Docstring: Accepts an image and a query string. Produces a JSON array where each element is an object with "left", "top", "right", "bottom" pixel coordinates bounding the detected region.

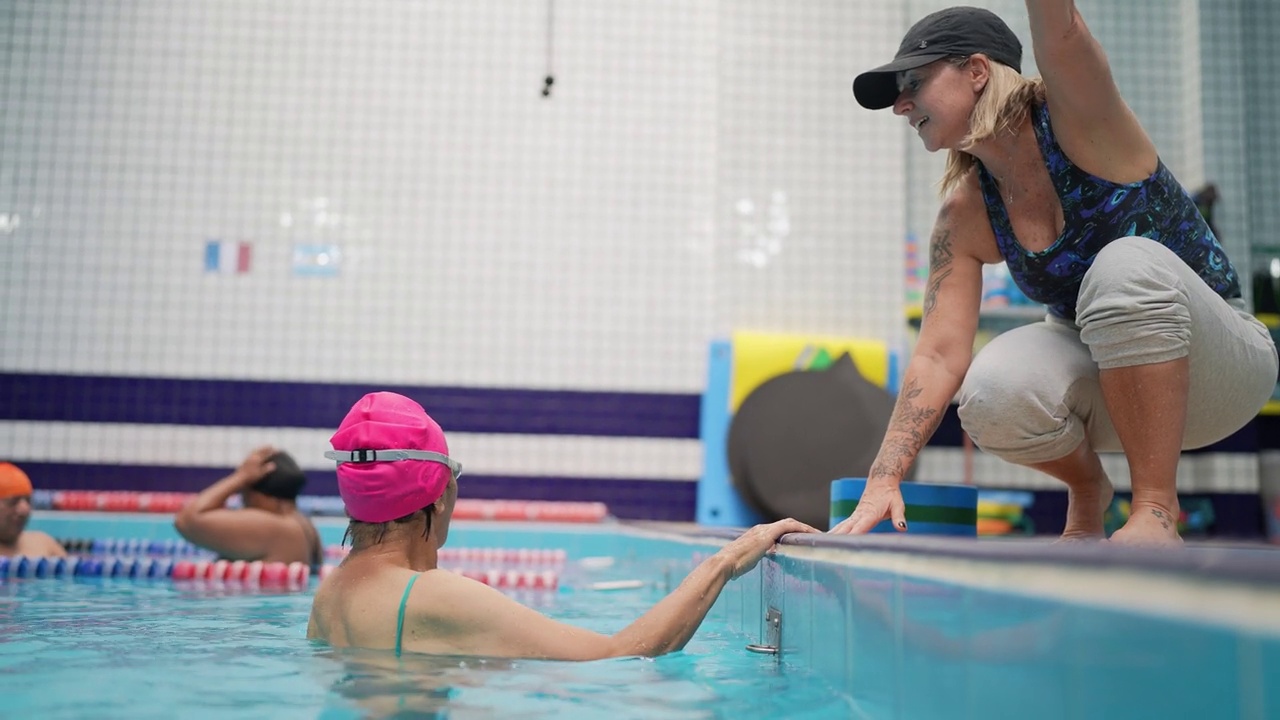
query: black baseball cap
[{"left": 853, "top": 6, "right": 1023, "bottom": 110}]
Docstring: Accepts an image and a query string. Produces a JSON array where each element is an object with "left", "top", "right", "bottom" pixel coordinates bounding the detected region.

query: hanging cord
[{"left": 542, "top": 0, "right": 555, "bottom": 97}]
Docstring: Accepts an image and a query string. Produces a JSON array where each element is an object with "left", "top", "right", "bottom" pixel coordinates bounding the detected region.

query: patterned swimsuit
[{"left": 975, "top": 102, "right": 1240, "bottom": 321}]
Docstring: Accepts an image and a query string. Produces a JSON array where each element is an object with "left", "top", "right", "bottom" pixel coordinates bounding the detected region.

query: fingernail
[{"left": 897, "top": 521, "right": 907, "bottom": 530}]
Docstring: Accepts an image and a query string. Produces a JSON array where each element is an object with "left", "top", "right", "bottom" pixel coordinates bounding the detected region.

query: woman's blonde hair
[{"left": 938, "top": 55, "right": 1045, "bottom": 196}]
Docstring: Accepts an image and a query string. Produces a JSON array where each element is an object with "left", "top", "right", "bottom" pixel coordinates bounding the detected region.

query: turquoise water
[
  {"left": 0, "top": 563, "right": 853, "bottom": 719},
  {"left": 13, "top": 515, "right": 1280, "bottom": 719}
]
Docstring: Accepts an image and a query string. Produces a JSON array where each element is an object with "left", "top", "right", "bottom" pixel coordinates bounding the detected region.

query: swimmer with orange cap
[
  {"left": 307, "top": 392, "right": 819, "bottom": 660},
  {"left": 0, "top": 463, "right": 67, "bottom": 558}
]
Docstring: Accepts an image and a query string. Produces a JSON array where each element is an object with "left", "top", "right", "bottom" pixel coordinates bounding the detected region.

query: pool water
[
  {"left": 12, "top": 515, "right": 1280, "bottom": 718},
  {"left": 0, "top": 565, "right": 854, "bottom": 719}
]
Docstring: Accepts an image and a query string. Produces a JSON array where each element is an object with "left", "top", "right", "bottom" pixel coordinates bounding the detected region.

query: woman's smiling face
[{"left": 892, "top": 58, "right": 983, "bottom": 152}]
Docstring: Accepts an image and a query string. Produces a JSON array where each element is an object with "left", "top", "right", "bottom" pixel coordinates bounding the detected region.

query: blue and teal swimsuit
[{"left": 975, "top": 101, "right": 1240, "bottom": 321}]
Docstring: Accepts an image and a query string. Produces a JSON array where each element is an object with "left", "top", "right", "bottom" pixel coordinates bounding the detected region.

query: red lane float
[
  {"left": 451, "top": 500, "right": 607, "bottom": 523},
  {"left": 170, "top": 559, "right": 310, "bottom": 586},
  {"left": 49, "top": 492, "right": 608, "bottom": 522},
  {"left": 457, "top": 568, "right": 560, "bottom": 590},
  {"left": 52, "top": 491, "right": 191, "bottom": 513}
]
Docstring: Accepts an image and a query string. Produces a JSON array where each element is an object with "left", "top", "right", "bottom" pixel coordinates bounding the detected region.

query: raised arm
[
  {"left": 1025, "top": 1, "right": 1115, "bottom": 111},
  {"left": 831, "top": 188, "right": 985, "bottom": 534},
  {"left": 174, "top": 446, "right": 281, "bottom": 559},
  {"left": 1025, "top": 0, "right": 1156, "bottom": 177},
  {"left": 416, "top": 519, "right": 818, "bottom": 660}
]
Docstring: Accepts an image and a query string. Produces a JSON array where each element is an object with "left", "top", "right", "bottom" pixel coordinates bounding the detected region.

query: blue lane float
[
  {"left": 0, "top": 556, "right": 178, "bottom": 579},
  {"left": 829, "top": 478, "right": 978, "bottom": 536},
  {"left": 295, "top": 495, "right": 348, "bottom": 517},
  {"left": 31, "top": 489, "right": 54, "bottom": 510},
  {"left": 54, "top": 538, "right": 213, "bottom": 557}
]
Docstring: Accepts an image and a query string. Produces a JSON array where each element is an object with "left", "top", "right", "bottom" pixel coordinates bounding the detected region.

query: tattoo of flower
[{"left": 869, "top": 378, "right": 941, "bottom": 480}]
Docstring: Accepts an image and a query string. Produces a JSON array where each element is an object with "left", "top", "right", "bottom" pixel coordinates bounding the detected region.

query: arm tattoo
[
  {"left": 869, "top": 378, "right": 943, "bottom": 480},
  {"left": 922, "top": 227, "right": 954, "bottom": 320}
]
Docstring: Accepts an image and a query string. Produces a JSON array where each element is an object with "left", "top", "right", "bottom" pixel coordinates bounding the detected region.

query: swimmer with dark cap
[
  {"left": 175, "top": 447, "right": 323, "bottom": 568},
  {"left": 307, "top": 392, "right": 819, "bottom": 660},
  {"left": 0, "top": 462, "right": 67, "bottom": 558}
]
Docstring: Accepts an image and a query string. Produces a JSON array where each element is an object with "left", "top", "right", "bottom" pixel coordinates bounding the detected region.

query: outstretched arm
[
  {"left": 831, "top": 188, "right": 985, "bottom": 534},
  {"left": 416, "top": 519, "right": 819, "bottom": 660},
  {"left": 881, "top": 198, "right": 984, "bottom": 478}
]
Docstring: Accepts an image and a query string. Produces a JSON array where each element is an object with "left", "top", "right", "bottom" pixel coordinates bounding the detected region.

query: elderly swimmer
[{"left": 307, "top": 392, "right": 818, "bottom": 660}]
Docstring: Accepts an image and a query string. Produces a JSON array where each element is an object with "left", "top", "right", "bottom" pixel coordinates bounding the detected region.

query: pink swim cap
[{"left": 328, "top": 392, "right": 455, "bottom": 523}]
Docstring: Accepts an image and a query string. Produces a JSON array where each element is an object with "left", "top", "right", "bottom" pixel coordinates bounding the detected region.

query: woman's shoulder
[
  {"left": 941, "top": 168, "right": 987, "bottom": 220},
  {"left": 935, "top": 168, "right": 1003, "bottom": 262},
  {"left": 1038, "top": 88, "right": 1158, "bottom": 182}
]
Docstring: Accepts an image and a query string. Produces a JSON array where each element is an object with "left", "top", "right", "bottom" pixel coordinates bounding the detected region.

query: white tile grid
[
  {"left": 1242, "top": 1, "right": 1280, "bottom": 260},
  {"left": 1179, "top": 0, "right": 1206, "bottom": 192},
  {"left": 0, "top": 1, "right": 1272, "bottom": 495},
  {"left": 1198, "top": 0, "right": 1251, "bottom": 295},
  {"left": 715, "top": 0, "right": 907, "bottom": 349},
  {"left": 2, "top": 0, "right": 716, "bottom": 392},
  {"left": 916, "top": 446, "right": 1261, "bottom": 493},
  {"left": 0, "top": 421, "right": 702, "bottom": 482}
]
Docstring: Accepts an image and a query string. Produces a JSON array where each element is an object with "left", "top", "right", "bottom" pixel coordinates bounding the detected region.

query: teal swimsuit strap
[{"left": 395, "top": 573, "right": 421, "bottom": 657}]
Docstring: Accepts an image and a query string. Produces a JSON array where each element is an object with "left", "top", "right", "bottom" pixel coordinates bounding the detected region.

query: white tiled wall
[
  {"left": 1242, "top": 0, "right": 1280, "bottom": 262},
  {"left": 1, "top": 1, "right": 1273, "bottom": 496},
  {"left": 715, "top": 0, "right": 905, "bottom": 343},
  {"left": 0, "top": 0, "right": 901, "bottom": 393}
]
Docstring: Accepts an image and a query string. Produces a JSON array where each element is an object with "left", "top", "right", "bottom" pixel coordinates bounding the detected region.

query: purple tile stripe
[
  {"left": 3, "top": 371, "right": 1273, "bottom": 449},
  {"left": 0, "top": 373, "right": 701, "bottom": 439}
]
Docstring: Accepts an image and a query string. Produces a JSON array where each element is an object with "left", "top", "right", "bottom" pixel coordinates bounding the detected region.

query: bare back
[
  {"left": 308, "top": 553, "right": 627, "bottom": 660},
  {"left": 232, "top": 510, "right": 320, "bottom": 565},
  {"left": 307, "top": 558, "right": 434, "bottom": 652},
  {"left": 276, "top": 511, "right": 322, "bottom": 567},
  {"left": 308, "top": 519, "right": 810, "bottom": 660}
]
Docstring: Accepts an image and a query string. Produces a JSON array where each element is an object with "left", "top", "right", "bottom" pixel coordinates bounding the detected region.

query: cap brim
[{"left": 852, "top": 53, "right": 948, "bottom": 110}]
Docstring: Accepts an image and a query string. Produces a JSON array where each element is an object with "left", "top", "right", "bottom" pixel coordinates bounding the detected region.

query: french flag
[{"left": 204, "top": 239, "right": 252, "bottom": 274}]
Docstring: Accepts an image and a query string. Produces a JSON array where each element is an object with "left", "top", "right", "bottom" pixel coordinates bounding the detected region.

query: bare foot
[
  {"left": 1107, "top": 503, "right": 1183, "bottom": 547},
  {"left": 1056, "top": 473, "right": 1114, "bottom": 543}
]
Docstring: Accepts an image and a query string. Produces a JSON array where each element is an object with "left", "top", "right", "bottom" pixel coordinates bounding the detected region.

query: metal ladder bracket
[{"left": 745, "top": 605, "right": 782, "bottom": 657}]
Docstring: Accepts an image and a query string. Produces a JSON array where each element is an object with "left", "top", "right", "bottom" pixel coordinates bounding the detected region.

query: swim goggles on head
[{"left": 324, "top": 449, "right": 462, "bottom": 482}]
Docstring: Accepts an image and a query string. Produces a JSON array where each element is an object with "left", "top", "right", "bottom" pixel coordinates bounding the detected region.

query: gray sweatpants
[{"left": 957, "top": 236, "right": 1278, "bottom": 464}]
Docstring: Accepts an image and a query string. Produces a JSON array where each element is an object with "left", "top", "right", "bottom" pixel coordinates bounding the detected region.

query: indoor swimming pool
[
  {"left": 3, "top": 513, "right": 1279, "bottom": 719},
  {"left": 0, "top": 570, "right": 854, "bottom": 719}
]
